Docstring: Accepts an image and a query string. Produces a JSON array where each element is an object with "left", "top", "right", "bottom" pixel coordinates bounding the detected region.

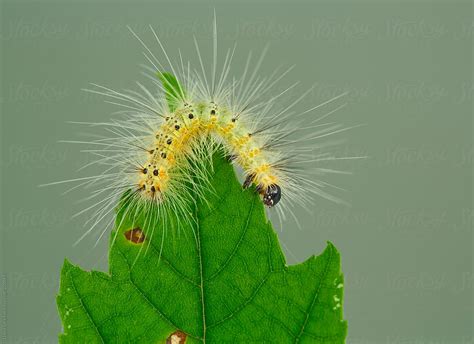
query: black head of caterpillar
[
  {"left": 262, "top": 184, "right": 282, "bottom": 207},
  {"left": 244, "top": 174, "right": 281, "bottom": 207}
]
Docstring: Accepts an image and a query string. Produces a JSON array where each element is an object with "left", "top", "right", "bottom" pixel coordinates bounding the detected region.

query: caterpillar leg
[{"left": 243, "top": 173, "right": 256, "bottom": 189}]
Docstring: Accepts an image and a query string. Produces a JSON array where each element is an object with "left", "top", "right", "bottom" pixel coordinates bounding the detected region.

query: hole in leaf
[
  {"left": 124, "top": 228, "right": 145, "bottom": 244},
  {"left": 166, "top": 330, "right": 187, "bottom": 344}
]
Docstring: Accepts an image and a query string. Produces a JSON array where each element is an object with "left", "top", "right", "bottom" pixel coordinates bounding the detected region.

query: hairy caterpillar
[{"left": 44, "top": 17, "right": 363, "bottom": 243}]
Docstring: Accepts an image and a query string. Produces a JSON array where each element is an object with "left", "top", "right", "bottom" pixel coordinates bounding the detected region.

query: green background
[{"left": 1, "top": 0, "right": 472, "bottom": 343}]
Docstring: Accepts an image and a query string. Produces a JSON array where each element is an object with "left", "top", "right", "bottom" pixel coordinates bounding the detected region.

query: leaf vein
[
  {"left": 127, "top": 274, "right": 202, "bottom": 341},
  {"left": 205, "top": 196, "right": 256, "bottom": 281},
  {"left": 147, "top": 238, "right": 200, "bottom": 287},
  {"left": 67, "top": 270, "right": 106, "bottom": 343},
  {"left": 207, "top": 271, "right": 272, "bottom": 329},
  {"left": 294, "top": 246, "right": 334, "bottom": 343}
]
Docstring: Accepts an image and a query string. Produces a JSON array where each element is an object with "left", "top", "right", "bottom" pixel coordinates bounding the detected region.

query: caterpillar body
[
  {"left": 46, "top": 19, "right": 362, "bottom": 243},
  {"left": 140, "top": 97, "right": 282, "bottom": 207}
]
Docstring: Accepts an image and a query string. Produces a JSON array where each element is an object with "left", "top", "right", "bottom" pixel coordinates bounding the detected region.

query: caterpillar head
[{"left": 262, "top": 184, "right": 281, "bottom": 207}]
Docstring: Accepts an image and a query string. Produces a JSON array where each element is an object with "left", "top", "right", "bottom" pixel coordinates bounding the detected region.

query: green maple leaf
[
  {"left": 57, "top": 72, "right": 347, "bottom": 343},
  {"left": 57, "top": 154, "right": 347, "bottom": 343}
]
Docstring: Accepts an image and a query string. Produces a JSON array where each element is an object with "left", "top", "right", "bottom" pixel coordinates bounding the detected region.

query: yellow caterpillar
[
  {"left": 139, "top": 99, "right": 281, "bottom": 206},
  {"left": 43, "top": 19, "right": 362, "bottom": 242}
]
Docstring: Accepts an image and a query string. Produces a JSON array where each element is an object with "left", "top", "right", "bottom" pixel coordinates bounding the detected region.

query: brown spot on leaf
[
  {"left": 166, "top": 330, "right": 187, "bottom": 344},
  {"left": 124, "top": 228, "right": 145, "bottom": 244}
]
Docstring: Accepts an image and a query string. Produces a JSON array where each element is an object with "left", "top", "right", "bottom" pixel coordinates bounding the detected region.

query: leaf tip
[
  {"left": 325, "top": 241, "right": 340, "bottom": 256},
  {"left": 61, "top": 258, "right": 75, "bottom": 273}
]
